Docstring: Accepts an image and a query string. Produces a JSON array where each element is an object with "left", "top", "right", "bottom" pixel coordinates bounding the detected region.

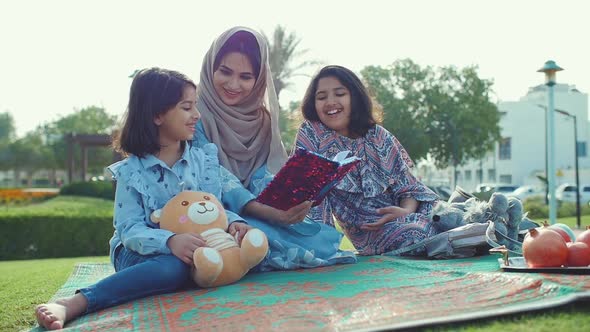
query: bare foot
[{"left": 35, "top": 293, "right": 88, "bottom": 330}]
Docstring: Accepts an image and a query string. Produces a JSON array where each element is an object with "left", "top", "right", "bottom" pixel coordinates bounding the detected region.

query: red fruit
[
  {"left": 548, "top": 226, "right": 572, "bottom": 243},
  {"left": 577, "top": 226, "right": 590, "bottom": 247},
  {"left": 542, "top": 221, "right": 575, "bottom": 242},
  {"left": 566, "top": 242, "right": 590, "bottom": 267},
  {"left": 522, "top": 228, "right": 568, "bottom": 268}
]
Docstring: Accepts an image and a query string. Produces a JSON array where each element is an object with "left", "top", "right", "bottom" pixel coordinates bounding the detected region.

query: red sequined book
[{"left": 256, "top": 148, "right": 360, "bottom": 211}]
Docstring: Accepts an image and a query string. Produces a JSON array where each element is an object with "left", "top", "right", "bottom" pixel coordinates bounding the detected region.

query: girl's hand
[
  {"left": 276, "top": 201, "right": 312, "bottom": 225},
  {"left": 228, "top": 222, "right": 252, "bottom": 245},
  {"left": 167, "top": 233, "right": 207, "bottom": 265},
  {"left": 360, "top": 206, "right": 412, "bottom": 231}
]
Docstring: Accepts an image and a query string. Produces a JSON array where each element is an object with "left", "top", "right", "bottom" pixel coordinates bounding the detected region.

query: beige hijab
[{"left": 197, "top": 26, "right": 287, "bottom": 187}]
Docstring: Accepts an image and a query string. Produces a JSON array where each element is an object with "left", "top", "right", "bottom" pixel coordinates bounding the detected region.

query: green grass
[
  {"left": 0, "top": 257, "right": 109, "bottom": 332},
  {"left": 553, "top": 215, "right": 590, "bottom": 232}
]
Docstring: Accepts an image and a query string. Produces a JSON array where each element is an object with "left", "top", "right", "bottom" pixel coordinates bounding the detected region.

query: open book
[{"left": 256, "top": 147, "right": 360, "bottom": 211}]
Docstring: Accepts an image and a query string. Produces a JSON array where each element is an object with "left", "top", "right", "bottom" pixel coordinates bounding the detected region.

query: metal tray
[
  {"left": 489, "top": 246, "right": 590, "bottom": 274},
  {"left": 498, "top": 257, "right": 590, "bottom": 274}
]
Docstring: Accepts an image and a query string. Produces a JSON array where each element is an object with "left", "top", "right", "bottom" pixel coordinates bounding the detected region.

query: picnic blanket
[{"left": 31, "top": 255, "right": 590, "bottom": 331}]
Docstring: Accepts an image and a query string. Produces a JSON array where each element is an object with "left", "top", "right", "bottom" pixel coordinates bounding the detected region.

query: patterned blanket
[{"left": 31, "top": 255, "right": 590, "bottom": 331}]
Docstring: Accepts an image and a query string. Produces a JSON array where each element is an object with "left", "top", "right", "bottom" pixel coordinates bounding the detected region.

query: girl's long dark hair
[
  {"left": 301, "top": 65, "right": 376, "bottom": 137},
  {"left": 113, "top": 67, "right": 196, "bottom": 157}
]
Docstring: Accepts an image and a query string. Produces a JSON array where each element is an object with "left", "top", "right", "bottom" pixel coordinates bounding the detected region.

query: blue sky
[{"left": 1, "top": 0, "right": 588, "bottom": 136}]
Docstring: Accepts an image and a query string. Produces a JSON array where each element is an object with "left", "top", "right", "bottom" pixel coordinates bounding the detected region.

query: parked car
[
  {"left": 506, "top": 185, "right": 544, "bottom": 201},
  {"left": 473, "top": 183, "right": 520, "bottom": 201},
  {"left": 473, "top": 183, "right": 496, "bottom": 194},
  {"left": 494, "top": 184, "right": 520, "bottom": 194},
  {"left": 427, "top": 185, "right": 452, "bottom": 201},
  {"left": 552, "top": 183, "right": 590, "bottom": 203},
  {"left": 474, "top": 183, "right": 519, "bottom": 195}
]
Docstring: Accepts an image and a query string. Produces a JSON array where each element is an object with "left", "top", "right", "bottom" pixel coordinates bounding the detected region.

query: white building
[{"left": 449, "top": 83, "right": 589, "bottom": 192}]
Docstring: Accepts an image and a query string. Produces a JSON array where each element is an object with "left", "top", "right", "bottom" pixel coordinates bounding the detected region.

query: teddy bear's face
[{"left": 151, "top": 191, "right": 228, "bottom": 234}]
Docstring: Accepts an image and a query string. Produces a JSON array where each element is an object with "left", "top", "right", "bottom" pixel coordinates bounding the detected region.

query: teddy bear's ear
[{"left": 150, "top": 209, "right": 162, "bottom": 224}]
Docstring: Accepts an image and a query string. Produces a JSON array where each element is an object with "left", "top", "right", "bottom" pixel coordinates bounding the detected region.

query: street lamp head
[{"left": 537, "top": 60, "right": 564, "bottom": 86}]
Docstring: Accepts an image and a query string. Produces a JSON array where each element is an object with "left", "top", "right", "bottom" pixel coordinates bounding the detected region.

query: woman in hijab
[{"left": 193, "top": 26, "right": 356, "bottom": 271}]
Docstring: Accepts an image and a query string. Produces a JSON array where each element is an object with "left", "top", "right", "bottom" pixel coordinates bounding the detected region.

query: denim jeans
[{"left": 77, "top": 246, "right": 193, "bottom": 313}]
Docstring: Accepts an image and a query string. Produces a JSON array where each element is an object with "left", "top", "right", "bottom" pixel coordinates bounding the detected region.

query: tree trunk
[{"left": 13, "top": 169, "right": 21, "bottom": 187}]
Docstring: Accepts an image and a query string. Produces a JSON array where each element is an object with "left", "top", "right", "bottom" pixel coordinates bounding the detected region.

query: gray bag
[
  {"left": 383, "top": 220, "right": 527, "bottom": 259},
  {"left": 425, "top": 222, "right": 491, "bottom": 258},
  {"left": 384, "top": 222, "right": 492, "bottom": 259}
]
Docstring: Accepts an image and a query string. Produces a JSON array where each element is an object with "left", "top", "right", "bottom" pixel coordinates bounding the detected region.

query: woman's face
[
  {"left": 213, "top": 52, "right": 257, "bottom": 106},
  {"left": 314, "top": 76, "right": 352, "bottom": 137}
]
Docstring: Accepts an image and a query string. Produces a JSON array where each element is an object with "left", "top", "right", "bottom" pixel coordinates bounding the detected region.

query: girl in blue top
[
  {"left": 35, "top": 67, "right": 311, "bottom": 330},
  {"left": 194, "top": 27, "right": 357, "bottom": 270}
]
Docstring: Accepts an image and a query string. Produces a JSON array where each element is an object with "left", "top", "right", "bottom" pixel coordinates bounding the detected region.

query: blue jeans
[{"left": 77, "top": 246, "right": 193, "bottom": 313}]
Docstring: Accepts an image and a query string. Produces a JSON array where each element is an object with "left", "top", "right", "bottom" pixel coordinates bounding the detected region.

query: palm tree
[{"left": 263, "top": 25, "right": 319, "bottom": 99}]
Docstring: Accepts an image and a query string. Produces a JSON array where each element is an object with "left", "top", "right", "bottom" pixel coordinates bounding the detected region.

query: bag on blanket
[{"left": 384, "top": 222, "right": 491, "bottom": 259}]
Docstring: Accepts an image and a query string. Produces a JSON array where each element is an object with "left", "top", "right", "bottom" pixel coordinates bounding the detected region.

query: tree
[
  {"left": 427, "top": 65, "right": 501, "bottom": 171},
  {"left": 0, "top": 112, "right": 16, "bottom": 173},
  {"left": 0, "top": 112, "right": 15, "bottom": 143},
  {"left": 361, "top": 59, "right": 501, "bottom": 175},
  {"left": 40, "top": 106, "right": 118, "bottom": 178},
  {"left": 263, "top": 25, "right": 318, "bottom": 99},
  {"left": 8, "top": 132, "right": 51, "bottom": 186},
  {"left": 279, "top": 101, "right": 303, "bottom": 154},
  {"left": 361, "top": 60, "right": 433, "bottom": 161}
]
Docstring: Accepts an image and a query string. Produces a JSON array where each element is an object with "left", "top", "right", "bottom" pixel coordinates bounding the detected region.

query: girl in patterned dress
[
  {"left": 295, "top": 65, "right": 441, "bottom": 256},
  {"left": 34, "top": 67, "right": 313, "bottom": 330},
  {"left": 193, "top": 27, "right": 356, "bottom": 270}
]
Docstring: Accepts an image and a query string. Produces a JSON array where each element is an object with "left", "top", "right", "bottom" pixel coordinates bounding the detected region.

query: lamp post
[
  {"left": 555, "top": 109, "right": 581, "bottom": 229},
  {"left": 537, "top": 60, "right": 563, "bottom": 225},
  {"left": 537, "top": 104, "right": 549, "bottom": 205},
  {"left": 536, "top": 104, "right": 549, "bottom": 205}
]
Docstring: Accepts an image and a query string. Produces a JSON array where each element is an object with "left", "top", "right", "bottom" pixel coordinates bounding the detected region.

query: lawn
[{"left": 2, "top": 198, "right": 590, "bottom": 331}]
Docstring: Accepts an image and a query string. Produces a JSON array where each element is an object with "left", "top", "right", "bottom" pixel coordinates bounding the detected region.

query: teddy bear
[
  {"left": 431, "top": 191, "right": 524, "bottom": 251},
  {"left": 150, "top": 191, "right": 269, "bottom": 288}
]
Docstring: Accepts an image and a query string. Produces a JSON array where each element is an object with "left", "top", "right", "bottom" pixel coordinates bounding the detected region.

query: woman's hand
[
  {"left": 275, "top": 201, "right": 313, "bottom": 225},
  {"left": 243, "top": 200, "right": 312, "bottom": 226},
  {"left": 167, "top": 233, "right": 207, "bottom": 265},
  {"left": 228, "top": 222, "right": 253, "bottom": 245}
]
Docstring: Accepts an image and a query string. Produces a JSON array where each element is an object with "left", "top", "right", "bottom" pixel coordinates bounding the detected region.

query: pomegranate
[
  {"left": 576, "top": 226, "right": 590, "bottom": 247},
  {"left": 542, "top": 221, "right": 575, "bottom": 243},
  {"left": 566, "top": 242, "right": 590, "bottom": 267},
  {"left": 522, "top": 228, "right": 568, "bottom": 268}
]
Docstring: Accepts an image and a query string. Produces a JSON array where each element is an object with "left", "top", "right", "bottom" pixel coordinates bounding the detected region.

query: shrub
[
  {"left": 523, "top": 196, "right": 590, "bottom": 219},
  {"left": 60, "top": 181, "right": 115, "bottom": 200},
  {"left": 0, "top": 196, "right": 114, "bottom": 260},
  {"left": 557, "top": 202, "right": 577, "bottom": 218},
  {"left": 0, "top": 215, "right": 113, "bottom": 260},
  {"left": 523, "top": 197, "right": 548, "bottom": 219}
]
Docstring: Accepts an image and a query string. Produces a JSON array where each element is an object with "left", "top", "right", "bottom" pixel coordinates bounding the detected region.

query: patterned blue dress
[
  {"left": 296, "top": 120, "right": 440, "bottom": 256},
  {"left": 193, "top": 122, "right": 357, "bottom": 270}
]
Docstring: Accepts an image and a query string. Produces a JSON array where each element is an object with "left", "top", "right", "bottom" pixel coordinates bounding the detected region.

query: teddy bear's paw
[
  {"left": 244, "top": 229, "right": 267, "bottom": 247},
  {"left": 193, "top": 247, "right": 223, "bottom": 287},
  {"left": 240, "top": 229, "right": 269, "bottom": 268}
]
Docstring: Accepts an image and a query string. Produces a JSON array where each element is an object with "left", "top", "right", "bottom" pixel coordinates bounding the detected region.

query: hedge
[
  {"left": 0, "top": 215, "right": 113, "bottom": 260},
  {"left": 60, "top": 181, "right": 115, "bottom": 200}
]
